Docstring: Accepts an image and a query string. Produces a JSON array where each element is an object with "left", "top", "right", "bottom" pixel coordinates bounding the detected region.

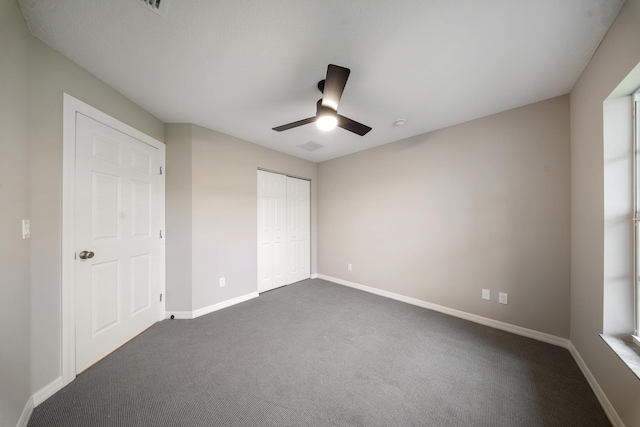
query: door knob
[{"left": 79, "top": 251, "right": 95, "bottom": 260}]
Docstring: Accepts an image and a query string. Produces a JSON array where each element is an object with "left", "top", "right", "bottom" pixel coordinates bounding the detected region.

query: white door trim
[{"left": 61, "top": 93, "right": 166, "bottom": 386}]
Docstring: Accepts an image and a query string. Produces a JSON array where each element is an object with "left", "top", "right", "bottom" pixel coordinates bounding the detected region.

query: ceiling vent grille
[
  {"left": 298, "top": 141, "right": 324, "bottom": 152},
  {"left": 137, "top": 0, "right": 169, "bottom": 16}
]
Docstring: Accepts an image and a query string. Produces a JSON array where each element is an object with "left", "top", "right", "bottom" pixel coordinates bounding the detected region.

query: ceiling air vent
[
  {"left": 137, "top": 0, "right": 169, "bottom": 16},
  {"left": 298, "top": 141, "right": 324, "bottom": 152}
]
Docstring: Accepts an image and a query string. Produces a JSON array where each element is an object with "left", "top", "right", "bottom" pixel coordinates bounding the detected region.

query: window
[
  {"left": 634, "top": 90, "right": 640, "bottom": 342},
  {"left": 601, "top": 81, "right": 640, "bottom": 379}
]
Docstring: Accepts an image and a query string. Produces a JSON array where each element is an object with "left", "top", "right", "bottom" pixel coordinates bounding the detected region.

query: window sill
[{"left": 600, "top": 334, "right": 640, "bottom": 380}]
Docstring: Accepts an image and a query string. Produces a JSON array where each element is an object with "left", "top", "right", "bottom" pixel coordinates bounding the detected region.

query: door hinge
[
  {"left": 159, "top": 230, "right": 163, "bottom": 239},
  {"left": 159, "top": 166, "right": 163, "bottom": 175},
  {"left": 159, "top": 293, "right": 163, "bottom": 302}
]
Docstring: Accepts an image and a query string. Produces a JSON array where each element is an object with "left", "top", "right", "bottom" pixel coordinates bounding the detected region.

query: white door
[
  {"left": 286, "top": 177, "right": 310, "bottom": 284},
  {"left": 74, "top": 113, "right": 162, "bottom": 373},
  {"left": 257, "top": 171, "right": 287, "bottom": 293},
  {"left": 257, "top": 171, "right": 310, "bottom": 293}
]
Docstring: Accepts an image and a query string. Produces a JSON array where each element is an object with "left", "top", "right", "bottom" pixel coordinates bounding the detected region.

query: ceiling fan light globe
[{"left": 317, "top": 114, "right": 338, "bottom": 131}]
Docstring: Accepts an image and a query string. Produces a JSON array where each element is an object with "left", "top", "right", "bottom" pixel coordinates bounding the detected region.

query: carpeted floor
[{"left": 28, "top": 279, "right": 611, "bottom": 426}]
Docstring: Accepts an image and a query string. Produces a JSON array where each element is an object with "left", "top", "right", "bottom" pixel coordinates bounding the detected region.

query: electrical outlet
[
  {"left": 348, "top": 263, "right": 352, "bottom": 271},
  {"left": 219, "top": 277, "right": 225, "bottom": 287},
  {"left": 22, "top": 219, "right": 30, "bottom": 239},
  {"left": 482, "top": 289, "right": 491, "bottom": 300},
  {"left": 498, "top": 292, "right": 508, "bottom": 304}
]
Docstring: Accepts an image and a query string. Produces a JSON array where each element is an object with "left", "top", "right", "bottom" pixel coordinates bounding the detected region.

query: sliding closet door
[
  {"left": 257, "top": 171, "right": 311, "bottom": 293},
  {"left": 257, "top": 170, "right": 287, "bottom": 293},
  {"left": 286, "top": 176, "right": 310, "bottom": 284}
]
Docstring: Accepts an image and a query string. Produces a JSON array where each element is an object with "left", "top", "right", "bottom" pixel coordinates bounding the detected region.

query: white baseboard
[
  {"left": 32, "top": 376, "right": 64, "bottom": 406},
  {"left": 165, "top": 291, "right": 259, "bottom": 320},
  {"left": 16, "top": 396, "right": 34, "bottom": 427},
  {"left": 568, "top": 342, "right": 625, "bottom": 427},
  {"left": 19, "top": 278, "right": 625, "bottom": 427},
  {"left": 17, "top": 376, "right": 65, "bottom": 427},
  {"left": 318, "top": 275, "right": 569, "bottom": 348},
  {"left": 311, "top": 273, "right": 318, "bottom": 279},
  {"left": 19, "top": 293, "right": 259, "bottom": 425},
  {"left": 317, "top": 274, "right": 625, "bottom": 426},
  {"left": 164, "top": 310, "right": 194, "bottom": 320}
]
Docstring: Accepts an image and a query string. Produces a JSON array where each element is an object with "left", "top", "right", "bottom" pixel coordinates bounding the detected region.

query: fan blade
[
  {"left": 337, "top": 115, "right": 372, "bottom": 136},
  {"left": 321, "top": 64, "right": 350, "bottom": 110},
  {"left": 272, "top": 117, "right": 316, "bottom": 132}
]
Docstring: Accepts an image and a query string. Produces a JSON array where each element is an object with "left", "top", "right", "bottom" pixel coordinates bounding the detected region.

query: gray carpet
[{"left": 28, "top": 279, "right": 611, "bottom": 426}]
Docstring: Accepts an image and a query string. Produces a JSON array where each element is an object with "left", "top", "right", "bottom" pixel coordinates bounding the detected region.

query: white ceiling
[{"left": 18, "top": 0, "right": 625, "bottom": 163}]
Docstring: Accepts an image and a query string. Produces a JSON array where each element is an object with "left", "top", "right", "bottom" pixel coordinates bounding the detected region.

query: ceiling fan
[{"left": 272, "top": 64, "right": 372, "bottom": 136}]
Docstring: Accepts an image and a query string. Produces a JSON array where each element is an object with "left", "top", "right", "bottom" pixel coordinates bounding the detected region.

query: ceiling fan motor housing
[{"left": 316, "top": 99, "right": 336, "bottom": 116}]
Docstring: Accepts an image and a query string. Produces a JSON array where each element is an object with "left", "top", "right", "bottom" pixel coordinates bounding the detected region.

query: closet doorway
[{"left": 257, "top": 170, "right": 310, "bottom": 293}]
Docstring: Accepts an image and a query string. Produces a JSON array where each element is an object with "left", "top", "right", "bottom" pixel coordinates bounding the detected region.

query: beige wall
[
  {"left": 0, "top": 21, "right": 163, "bottom": 416},
  {"left": 28, "top": 36, "right": 164, "bottom": 394},
  {"left": 570, "top": 0, "right": 640, "bottom": 425},
  {"left": 165, "top": 124, "right": 193, "bottom": 311},
  {"left": 318, "top": 96, "right": 571, "bottom": 338},
  {"left": 4, "top": 0, "right": 638, "bottom": 424},
  {"left": 0, "top": 1, "right": 31, "bottom": 425},
  {"left": 165, "top": 124, "right": 318, "bottom": 313}
]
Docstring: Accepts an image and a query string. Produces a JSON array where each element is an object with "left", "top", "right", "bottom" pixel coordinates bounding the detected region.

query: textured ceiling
[{"left": 18, "top": 0, "right": 625, "bottom": 162}]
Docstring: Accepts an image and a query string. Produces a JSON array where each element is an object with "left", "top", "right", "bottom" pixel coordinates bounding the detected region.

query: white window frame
[{"left": 633, "top": 89, "right": 640, "bottom": 343}]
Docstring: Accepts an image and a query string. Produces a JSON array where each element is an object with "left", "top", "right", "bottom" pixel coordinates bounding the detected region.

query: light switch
[{"left": 22, "top": 219, "right": 30, "bottom": 239}]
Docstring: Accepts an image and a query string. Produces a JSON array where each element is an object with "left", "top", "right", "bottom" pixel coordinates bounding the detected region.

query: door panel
[
  {"left": 257, "top": 171, "right": 287, "bottom": 293},
  {"left": 91, "top": 260, "right": 120, "bottom": 334},
  {"left": 286, "top": 177, "right": 310, "bottom": 284},
  {"left": 75, "top": 113, "right": 161, "bottom": 373},
  {"left": 131, "top": 253, "right": 151, "bottom": 314},
  {"left": 92, "top": 172, "right": 120, "bottom": 239},
  {"left": 131, "top": 180, "right": 152, "bottom": 236}
]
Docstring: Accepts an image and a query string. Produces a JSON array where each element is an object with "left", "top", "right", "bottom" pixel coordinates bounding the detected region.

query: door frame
[{"left": 61, "top": 93, "right": 166, "bottom": 385}]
